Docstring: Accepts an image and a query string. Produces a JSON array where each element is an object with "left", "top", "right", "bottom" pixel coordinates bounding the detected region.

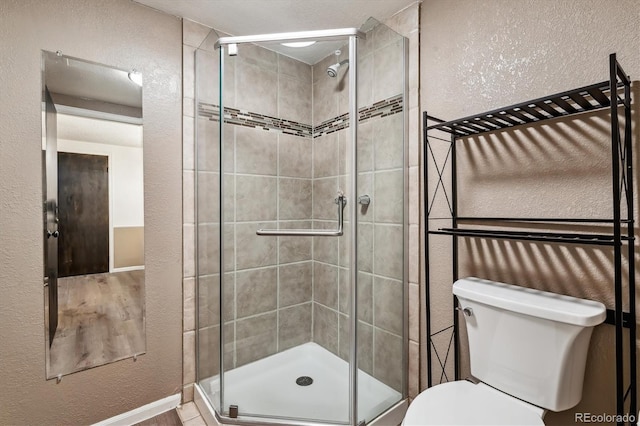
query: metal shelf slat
[
  {"left": 429, "top": 227, "right": 619, "bottom": 246},
  {"left": 426, "top": 80, "right": 614, "bottom": 136}
]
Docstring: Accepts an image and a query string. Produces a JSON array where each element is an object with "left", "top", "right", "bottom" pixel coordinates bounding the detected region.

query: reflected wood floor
[{"left": 48, "top": 270, "right": 145, "bottom": 377}]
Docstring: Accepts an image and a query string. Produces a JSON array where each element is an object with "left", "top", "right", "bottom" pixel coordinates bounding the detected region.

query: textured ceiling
[
  {"left": 133, "top": 0, "right": 416, "bottom": 63},
  {"left": 58, "top": 114, "right": 143, "bottom": 148},
  {"left": 45, "top": 52, "right": 142, "bottom": 108}
]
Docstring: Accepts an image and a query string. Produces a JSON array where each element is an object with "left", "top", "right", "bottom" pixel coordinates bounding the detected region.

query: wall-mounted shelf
[
  {"left": 426, "top": 80, "right": 625, "bottom": 137},
  {"left": 429, "top": 227, "right": 631, "bottom": 246},
  {"left": 423, "top": 53, "right": 635, "bottom": 425}
]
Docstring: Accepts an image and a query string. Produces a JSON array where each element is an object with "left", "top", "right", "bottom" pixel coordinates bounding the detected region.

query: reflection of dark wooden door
[{"left": 58, "top": 152, "right": 109, "bottom": 277}]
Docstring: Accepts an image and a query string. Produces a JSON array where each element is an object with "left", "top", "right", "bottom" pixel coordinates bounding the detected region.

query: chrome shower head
[{"left": 327, "top": 59, "right": 349, "bottom": 77}]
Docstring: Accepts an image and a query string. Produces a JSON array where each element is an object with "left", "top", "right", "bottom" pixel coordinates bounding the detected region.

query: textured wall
[
  {"left": 0, "top": 0, "right": 183, "bottom": 424},
  {"left": 422, "top": 0, "right": 640, "bottom": 120},
  {"left": 420, "top": 0, "right": 639, "bottom": 424}
]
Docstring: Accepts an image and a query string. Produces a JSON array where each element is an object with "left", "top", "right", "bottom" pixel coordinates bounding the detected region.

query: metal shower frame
[{"left": 423, "top": 53, "right": 635, "bottom": 425}]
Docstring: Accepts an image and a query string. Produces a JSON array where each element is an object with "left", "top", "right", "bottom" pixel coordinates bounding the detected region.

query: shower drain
[{"left": 296, "top": 376, "right": 313, "bottom": 386}]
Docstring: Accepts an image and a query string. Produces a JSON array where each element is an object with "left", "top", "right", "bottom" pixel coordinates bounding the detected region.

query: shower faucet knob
[{"left": 358, "top": 195, "right": 371, "bottom": 206}]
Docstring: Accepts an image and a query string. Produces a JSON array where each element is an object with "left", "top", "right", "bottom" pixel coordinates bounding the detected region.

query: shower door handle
[{"left": 256, "top": 195, "right": 346, "bottom": 237}]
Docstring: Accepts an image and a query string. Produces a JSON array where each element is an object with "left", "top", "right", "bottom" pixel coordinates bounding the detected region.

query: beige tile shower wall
[
  {"left": 384, "top": 2, "right": 424, "bottom": 398},
  {"left": 420, "top": 0, "right": 639, "bottom": 423},
  {"left": 183, "top": 19, "right": 207, "bottom": 404},
  {"left": 184, "top": 19, "right": 231, "bottom": 403},
  {"left": 184, "top": 3, "right": 422, "bottom": 402},
  {"left": 383, "top": 2, "right": 421, "bottom": 399},
  {"left": 224, "top": 48, "right": 314, "bottom": 370},
  {"left": 310, "top": 7, "right": 421, "bottom": 394},
  {"left": 311, "top": 53, "right": 351, "bottom": 364}
]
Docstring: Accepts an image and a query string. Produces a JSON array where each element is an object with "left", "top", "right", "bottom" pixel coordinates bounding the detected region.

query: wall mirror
[{"left": 42, "top": 51, "right": 145, "bottom": 379}]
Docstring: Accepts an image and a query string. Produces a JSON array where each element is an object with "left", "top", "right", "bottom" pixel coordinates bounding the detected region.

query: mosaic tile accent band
[
  {"left": 198, "top": 103, "right": 313, "bottom": 138},
  {"left": 198, "top": 94, "right": 402, "bottom": 139},
  {"left": 314, "top": 94, "right": 403, "bottom": 138}
]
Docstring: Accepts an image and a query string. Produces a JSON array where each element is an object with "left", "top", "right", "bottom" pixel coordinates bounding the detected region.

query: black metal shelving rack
[{"left": 423, "top": 54, "right": 635, "bottom": 424}]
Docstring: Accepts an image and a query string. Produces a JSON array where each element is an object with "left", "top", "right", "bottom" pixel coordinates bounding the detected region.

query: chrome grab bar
[{"left": 256, "top": 194, "right": 346, "bottom": 237}]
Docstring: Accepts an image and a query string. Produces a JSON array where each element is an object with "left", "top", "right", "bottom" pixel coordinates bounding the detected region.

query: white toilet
[{"left": 404, "top": 277, "right": 606, "bottom": 425}]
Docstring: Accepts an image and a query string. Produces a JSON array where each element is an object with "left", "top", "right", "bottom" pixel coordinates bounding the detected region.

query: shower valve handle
[{"left": 358, "top": 195, "right": 370, "bottom": 205}]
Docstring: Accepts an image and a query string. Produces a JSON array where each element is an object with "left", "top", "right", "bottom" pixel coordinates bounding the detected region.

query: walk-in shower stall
[{"left": 193, "top": 19, "right": 408, "bottom": 425}]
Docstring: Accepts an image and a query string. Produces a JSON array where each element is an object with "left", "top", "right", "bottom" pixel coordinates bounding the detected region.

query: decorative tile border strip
[
  {"left": 198, "top": 104, "right": 312, "bottom": 138},
  {"left": 313, "top": 112, "right": 349, "bottom": 138},
  {"left": 360, "top": 94, "right": 404, "bottom": 124},
  {"left": 314, "top": 94, "right": 403, "bottom": 138},
  {"left": 197, "top": 94, "right": 402, "bottom": 139}
]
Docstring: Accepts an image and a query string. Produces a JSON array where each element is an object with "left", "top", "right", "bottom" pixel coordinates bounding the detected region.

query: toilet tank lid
[{"left": 453, "top": 277, "right": 606, "bottom": 327}]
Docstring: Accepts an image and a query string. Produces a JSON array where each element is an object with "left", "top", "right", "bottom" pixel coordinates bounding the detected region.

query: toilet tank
[{"left": 453, "top": 277, "right": 606, "bottom": 412}]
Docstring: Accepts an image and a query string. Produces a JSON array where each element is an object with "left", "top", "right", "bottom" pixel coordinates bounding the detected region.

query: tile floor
[
  {"left": 136, "top": 403, "right": 206, "bottom": 426},
  {"left": 176, "top": 402, "right": 206, "bottom": 426}
]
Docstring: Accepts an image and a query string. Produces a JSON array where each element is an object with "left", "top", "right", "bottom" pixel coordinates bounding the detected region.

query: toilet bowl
[
  {"left": 403, "top": 381, "right": 544, "bottom": 425},
  {"left": 403, "top": 277, "right": 606, "bottom": 425}
]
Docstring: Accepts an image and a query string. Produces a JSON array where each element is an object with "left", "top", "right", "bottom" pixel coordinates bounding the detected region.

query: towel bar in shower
[{"left": 256, "top": 194, "right": 346, "bottom": 237}]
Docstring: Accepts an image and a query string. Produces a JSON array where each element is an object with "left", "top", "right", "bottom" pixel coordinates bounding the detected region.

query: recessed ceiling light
[{"left": 281, "top": 41, "right": 316, "bottom": 48}]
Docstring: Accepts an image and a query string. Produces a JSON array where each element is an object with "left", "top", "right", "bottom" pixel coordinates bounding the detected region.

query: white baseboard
[
  {"left": 112, "top": 265, "right": 145, "bottom": 273},
  {"left": 92, "top": 393, "right": 181, "bottom": 426}
]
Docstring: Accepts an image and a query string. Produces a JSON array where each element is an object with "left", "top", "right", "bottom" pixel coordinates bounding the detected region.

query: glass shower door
[
  {"left": 356, "top": 19, "right": 407, "bottom": 424},
  {"left": 196, "top": 24, "right": 407, "bottom": 425},
  {"left": 195, "top": 28, "right": 223, "bottom": 413},
  {"left": 215, "top": 34, "right": 355, "bottom": 424}
]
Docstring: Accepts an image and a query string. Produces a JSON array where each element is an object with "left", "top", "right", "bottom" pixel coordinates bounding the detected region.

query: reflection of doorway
[{"left": 57, "top": 152, "right": 109, "bottom": 277}]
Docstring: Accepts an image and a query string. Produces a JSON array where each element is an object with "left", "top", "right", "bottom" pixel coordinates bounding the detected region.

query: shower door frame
[{"left": 197, "top": 27, "right": 408, "bottom": 426}]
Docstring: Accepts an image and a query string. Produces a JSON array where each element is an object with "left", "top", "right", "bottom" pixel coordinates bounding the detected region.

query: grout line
[{"left": 233, "top": 301, "right": 314, "bottom": 323}]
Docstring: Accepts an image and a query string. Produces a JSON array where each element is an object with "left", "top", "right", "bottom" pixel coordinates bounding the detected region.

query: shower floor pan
[{"left": 199, "top": 342, "right": 402, "bottom": 424}]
